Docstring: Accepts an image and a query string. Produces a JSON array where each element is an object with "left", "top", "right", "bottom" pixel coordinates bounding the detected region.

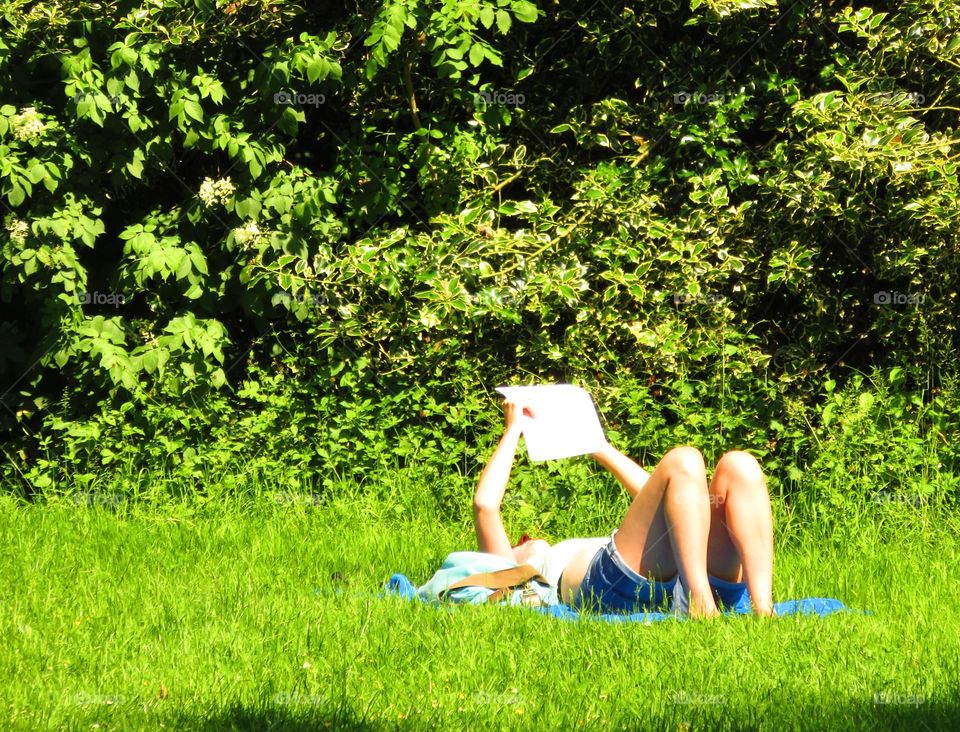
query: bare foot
[{"left": 687, "top": 592, "right": 721, "bottom": 619}]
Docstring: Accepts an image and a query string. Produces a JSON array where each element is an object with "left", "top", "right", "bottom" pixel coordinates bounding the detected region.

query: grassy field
[{"left": 2, "top": 489, "right": 959, "bottom": 731}]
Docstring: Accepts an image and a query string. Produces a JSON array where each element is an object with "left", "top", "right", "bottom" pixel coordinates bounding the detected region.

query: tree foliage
[{"left": 1, "top": 0, "right": 958, "bottom": 500}]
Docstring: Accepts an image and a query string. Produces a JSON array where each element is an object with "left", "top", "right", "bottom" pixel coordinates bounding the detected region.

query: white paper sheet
[{"left": 494, "top": 384, "right": 608, "bottom": 462}]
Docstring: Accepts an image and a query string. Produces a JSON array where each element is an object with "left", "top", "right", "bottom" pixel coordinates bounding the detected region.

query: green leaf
[
  {"left": 307, "top": 57, "right": 329, "bottom": 84},
  {"left": 470, "top": 43, "right": 484, "bottom": 66},
  {"left": 496, "top": 9, "right": 512, "bottom": 34},
  {"left": 459, "top": 205, "right": 482, "bottom": 224},
  {"left": 266, "top": 193, "right": 292, "bottom": 215},
  {"left": 822, "top": 402, "right": 835, "bottom": 427},
  {"left": 868, "top": 12, "right": 888, "bottom": 29},
  {"left": 142, "top": 349, "right": 160, "bottom": 374},
  {"left": 50, "top": 220, "right": 69, "bottom": 239},
  {"left": 184, "top": 99, "right": 204, "bottom": 122},
  {"left": 710, "top": 187, "right": 730, "bottom": 207},
  {"left": 511, "top": 0, "right": 539, "bottom": 23},
  {"left": 235, "top": 197, "right": 262, "bottom": 219},
  {"left": 126, "top": 148, "right": 145, "bottom": 179},
  {"left": 8, "top": 183, "right": 25, "bottom": 206},
  {"left": 189, "top": 247, "right": 209, "bottom": 275},
  {"left": 469, "top": 43, "right": 486, "bottom": 66},
  {"left": 26, "top": 163, "right": 46, "bottom": 184},
  {"left": 125, "top": 69, "right": 140, "bottom": 92}
]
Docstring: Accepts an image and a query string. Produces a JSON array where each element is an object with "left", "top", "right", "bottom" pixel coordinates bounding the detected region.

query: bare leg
[
  {"left": 594, "top": 445, "right": 719, "bottom": 618},
  {"left": 706, "top": 450, "right": 775, "bottom": 616}
]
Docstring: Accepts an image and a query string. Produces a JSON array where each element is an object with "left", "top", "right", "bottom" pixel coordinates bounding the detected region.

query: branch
[
  {"left": 490, "top": 171, "right": 522, "bottom": 195},
  {"left": 402, "top": 52, "right": 422, "bottom": 131}
]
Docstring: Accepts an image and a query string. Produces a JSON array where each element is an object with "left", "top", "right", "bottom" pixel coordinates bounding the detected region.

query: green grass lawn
[{"left": 2, "top": 491, "right": 958, "bottom": 731}]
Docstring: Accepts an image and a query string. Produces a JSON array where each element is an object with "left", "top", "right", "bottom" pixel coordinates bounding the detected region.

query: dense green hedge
[{"left": 1, "top": 0, "right": 958, "bottom": 511}]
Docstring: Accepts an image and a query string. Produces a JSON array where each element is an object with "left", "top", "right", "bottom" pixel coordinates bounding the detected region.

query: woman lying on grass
[{"left": 474, "top": 398, "right": 775, "bottom": 618}]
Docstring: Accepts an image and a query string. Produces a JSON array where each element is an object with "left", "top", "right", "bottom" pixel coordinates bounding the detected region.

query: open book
[{"left": 494, "top": 384, "right": 608, "bottom": 462}]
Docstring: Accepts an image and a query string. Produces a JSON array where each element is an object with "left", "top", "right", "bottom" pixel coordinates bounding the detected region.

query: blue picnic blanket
[{"left": 385, "top": 573, "right": 860, "bottom": 622}]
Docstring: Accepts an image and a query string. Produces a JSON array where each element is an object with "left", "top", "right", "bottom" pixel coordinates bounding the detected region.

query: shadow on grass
[
  {"left": 664, "top": 695, "right": 960, "bottom": 732},
  {"left": 163, "top": 694, "right": 960, "bottom": 731},
  {"left": 161, "top": 701, "right": 960, "bottom": 732},
  {"left": 848, "top": 698, "right": 960, "bottom": 732},
  {"left": 170, "top": 704, "right": 389, "bottom": 731}
]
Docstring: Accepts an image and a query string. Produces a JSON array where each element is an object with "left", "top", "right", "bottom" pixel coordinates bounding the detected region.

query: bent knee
[
  {"left": 715, "top": 450, "right": 764, "bottom": 484},
  {"left": 663, "top": 445, "right": 706, "bottom": 476}
]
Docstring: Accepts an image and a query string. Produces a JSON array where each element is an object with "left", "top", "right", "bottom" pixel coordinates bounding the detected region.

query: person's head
[{"left": 511, "top": 534, "right": 550, "bottom": 565}]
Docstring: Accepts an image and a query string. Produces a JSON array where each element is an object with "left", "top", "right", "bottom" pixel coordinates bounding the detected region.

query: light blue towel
[
  {"left": 385, "top": 573, "right": 860, "bottom": 621},
  {"left": 415, "top": 551, "right": 559, "bottom": 606}
]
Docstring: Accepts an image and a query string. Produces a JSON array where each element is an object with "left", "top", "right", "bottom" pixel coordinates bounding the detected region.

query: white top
[{"left": 526, "top": 537, "right": 608, "bottom": 588}]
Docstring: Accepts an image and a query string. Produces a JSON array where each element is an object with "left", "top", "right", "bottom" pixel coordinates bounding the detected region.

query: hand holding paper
[{"left": 494, "top": 384, "right": 608, "bottom": 462}]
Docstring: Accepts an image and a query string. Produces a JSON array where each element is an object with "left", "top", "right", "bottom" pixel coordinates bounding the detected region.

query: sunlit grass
[{"left": 1, "top": 489, "right": 958, "bottom": 731}]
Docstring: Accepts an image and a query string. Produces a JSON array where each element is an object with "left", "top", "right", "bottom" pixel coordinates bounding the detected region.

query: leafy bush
[{"left": 1, "top": 1, "right": 958, "bottom": 515}]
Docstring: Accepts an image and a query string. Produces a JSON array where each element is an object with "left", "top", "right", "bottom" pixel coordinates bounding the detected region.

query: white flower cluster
[
  {"left": 4, "top": 214, "right": 29, "bottom": 244},
  {"left": 198, "top": 176, "right": 235, "bottom": 207},
  {"left": 232, "top": 220, "right": 264, "bottom": 249},
  {"left": 11, "top": 106, "right": 45, "bottom": 142}
]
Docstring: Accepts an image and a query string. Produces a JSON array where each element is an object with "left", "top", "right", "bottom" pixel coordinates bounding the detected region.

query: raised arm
[
  {"left": 473, "top": 400, "right": 530, "bottom": 560},
  {"left": 591, "top": 442, "right": 651, "bottom": 500}
]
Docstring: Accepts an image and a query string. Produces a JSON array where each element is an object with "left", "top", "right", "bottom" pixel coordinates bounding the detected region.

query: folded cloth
[{"left": 385, "top": 574, "right": 861, "bottom": 622}]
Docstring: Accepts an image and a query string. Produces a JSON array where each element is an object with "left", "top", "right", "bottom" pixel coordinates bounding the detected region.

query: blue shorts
[
  {"left": 673, "top": 574, "right": 751, "bottom": 614},
  {"left": 573, "top": 530, "right": 678, "bottom": 614}
]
